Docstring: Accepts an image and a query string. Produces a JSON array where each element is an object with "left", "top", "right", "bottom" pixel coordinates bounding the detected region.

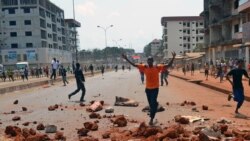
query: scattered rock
[
  {"left": 60, "top": 128, "right": 64, "bottom": 130},
  {"left": 142, "top": 104, "right": 165, "bottom": 112},
  {"left": 11, "top": 111, "right": 15, "bottom": 114},
  {"left": 54, "top": 131, "right": 66, "bottom": 140},
  {"left": 232, "top": 128, "right": 245, "bottom": 137},
  {"left": 29, "top": 128, "right": 36, "bottom": 135},
  {"left": 33, "top": 121, "right": 37, "bottom": 124},
  {"left": 113, "top": 115, "right": 127, "bottom": 127},
  {"left": 36, "top": 123, "right": 45, "bottom": 130},
  {"left": 223, "top": 131, "right": 233, "bottom": 137},
  {"left": 13, "top": 100, "right": 18, "bottom": 105},
  {"left": 5, "top": 126, "right": 21, "bottom": 137},
  {"left": 22, "top": 107, "right": 28, "bottom": 111},
  {"left": 220, "top": 124, "right": 228, "bottom": 133},
  {"left": 26, "top": 134, "right": 50, "bottom": 141},
  {"left": 45, "top": 125, "right": 57, "bottom": 133},
  {"left": 202, "top": 105, "right": 208, "bottom": 110},
  {"left": 115, "top": 96, "right": 139, "bottom": 107},
  {"left": 102, "top": 132, "right": 111, "bottom": 139},
  {"left": 217, "top": 118, "right": 232, "bottom": 124},
  {"left": 105, "top": 107, "right": 114, "bottom": 113},
  {"left": 12, "top": 116, "right": 21, "bottom": 121},
  {"left": 84, "top": 122, "right": 98, "bottom": 131},
  {"left": 22, "top": 128, "right": 30, "bottom": 138},
  {"left": 22, "top": 122, "right": 30, "bottom": 126},
  {"left": 77, "top": 128, "right": 89, "bottom": 136},
  {"left": 48, "top": 105, "right": 59, "bottom": 111},
  {"left": 89, "top": 112, "right": 101, "bottom": 119},
  {"left": 244, "top": 132, "right": 250, "bottom": 140},
  {"left": 79, "top": 137, "right": 98, "bottom": 141},
  {"left": 174, "top": 115, "right": 189, "bottom": 124}
]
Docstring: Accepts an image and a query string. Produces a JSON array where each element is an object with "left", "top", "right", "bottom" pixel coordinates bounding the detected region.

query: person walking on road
[
  {"left": 191, "top": 62, "right": 195, "bottom": 76},
  {"left": 160, "top": 63, "right": 169, "bottom": 86},
  {"left": 226, "top": 59, "right": 250, "bottom": 115},
  {"left": 20, "top": 68, "right": 25, "bottom": 81},
  {"left": 61, "top": 65, "right": 69, "bottom": 86},
  {"left": 50, "top": 58, "right": 59, "bottom": 84},
  {"left": 101, "top": 65, "right": 105, "bottom": 76},
  {"left": 122, "top": 52, "right": 176, "bottom": 125},
  {"left": 68, "top": 63, "right": 86, "bottom": 102},
  {"left": 204, "top": 63, "right": 209, "bottom": 80},
  {"left": 89, "top": 64, "right": 94, "bottom": 76}
]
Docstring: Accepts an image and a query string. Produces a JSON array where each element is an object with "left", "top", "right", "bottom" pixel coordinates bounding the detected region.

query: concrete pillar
[
  {"left": 212, "top": 48, "right": 216, "bottom": 64},
  {"left": 245, "top": 46, "right": 249, "bottom": 69}
]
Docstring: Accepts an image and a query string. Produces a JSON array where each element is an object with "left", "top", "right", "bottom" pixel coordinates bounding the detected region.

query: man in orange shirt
[{"left": 122, "top": 52, "right": 176, "bottom": 125}]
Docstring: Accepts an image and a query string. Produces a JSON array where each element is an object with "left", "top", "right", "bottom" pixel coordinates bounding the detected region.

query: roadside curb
[
  {"left": 0, "top": 71, "right": 103, "bottom": 95},
  {"left": 170, "top": 73, "right": 250, "bottom": 102}
]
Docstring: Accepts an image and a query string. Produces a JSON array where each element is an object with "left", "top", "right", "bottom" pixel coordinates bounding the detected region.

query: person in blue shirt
[{"left": 226, "top": 59, "right": 250, "bottom": 114}]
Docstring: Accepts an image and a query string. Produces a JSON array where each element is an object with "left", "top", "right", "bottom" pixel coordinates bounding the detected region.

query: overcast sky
[{"left": 50, "top": 0, "right": 203, "bottom": 53}]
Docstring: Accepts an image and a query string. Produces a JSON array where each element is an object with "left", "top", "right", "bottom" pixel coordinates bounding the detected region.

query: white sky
[{"left": 50, "top": 0, "right": 203, "bottom": 53}]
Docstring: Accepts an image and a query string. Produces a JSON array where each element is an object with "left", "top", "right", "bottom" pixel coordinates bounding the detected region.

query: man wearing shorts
[{"left": 226, "top": 59, "right": 249, "bottom": 114}]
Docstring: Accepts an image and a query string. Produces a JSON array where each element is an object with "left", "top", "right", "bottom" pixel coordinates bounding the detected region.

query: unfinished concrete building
[{"left": 204, "top": 0, "right": 250, "bottom": 66}]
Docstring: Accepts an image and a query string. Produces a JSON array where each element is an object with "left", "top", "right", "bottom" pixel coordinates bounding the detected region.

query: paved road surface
[{"left": 0, "top": 70, "right": 250, "bottom": 140}]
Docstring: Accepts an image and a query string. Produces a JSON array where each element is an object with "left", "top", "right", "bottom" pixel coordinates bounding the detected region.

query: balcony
[
  {"left": 243, "top": 22, "right": 250, "bottom": 42},
  {"left": 238, "top": 0, "right": 250, "bottom": 12},
  {"left": 233, "top": 32, "right": 243, "bottom": 40}
]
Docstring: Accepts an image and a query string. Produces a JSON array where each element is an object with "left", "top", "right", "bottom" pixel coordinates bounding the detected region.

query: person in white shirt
[{"left": 50, "top": 58, "right": 58, "bottom": 81}]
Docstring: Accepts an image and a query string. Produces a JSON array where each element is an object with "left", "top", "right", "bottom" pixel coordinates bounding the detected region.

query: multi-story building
[
  {"left": 204, "top": 0, "right": 250, "bottom": 66},
  {"left": 150, "top": 39, "right": 162, "bottom": 56},
  {"left": 161, "top": 16, "right": 204, "bottom": 59},
  {"left": 0, "top": 0, "right": 81, "bottom": 68}
]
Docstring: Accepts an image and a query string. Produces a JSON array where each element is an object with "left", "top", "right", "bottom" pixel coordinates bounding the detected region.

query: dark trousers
[
  {"left": 69, "top": 84, "right": 86, "bottom": 101},
  {"left": 140, "top": 72, "right": 144, "bottom": 83},
  {"left": 145, "top": 88, "right": 159, "bottom": 119},
  {"left": 50, "top": 69, "right": 56, "bottom": 80}
]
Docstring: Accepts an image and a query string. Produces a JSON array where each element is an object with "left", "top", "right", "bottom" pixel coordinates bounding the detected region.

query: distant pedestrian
[
  {"left": 122, "top": 65, "right": 125, "bottom": 71},
  {"left": 101, "top": 65, "right": 105, "bottom": 76},
  {"left": 204, "top": 63, "right": 209, "bottom": 80},
  {"left": 161, "top": 63, "right": 168, "bottom": 86},
  {"left": 115, "top": 65, "right": 118, "bottom": 72},
  {"left": 50, "top": 58, "right": 58, "bottom": 84},
  {"left": 191, "top": 62, "right": 195, "bottom": 76},
  {"left": 89, "top": 64, "right": 94, "bottom": 76},
  {"left": 72, "top": 61, "right": 75, "bottom": 74},
  {"left": 68, "top": 63, "right": 86, "bottom": 102},
  {"left": 122, "top": 52, "right": 176, "bottom": 125},
  {"left": 61, "top": 65, "right": 69, "bottom": 86},
  {"left": 44, "top": 66, "right": 49, "bottom": 78},
  {"left": 182, "top": 66, "right": 186, "bottom": 76},
  {"left": 226, "top": 59, "right": 250, "bottom": 115},
  {"left": 7, "top": 69, "right": 14, "bottom": 82},
  {"left": 2, "top": 70, "right": 6, "bottom": 82},
  {"left": 20, "top": 68, "right": 25, "bottom": 81},
  {"left": 215, "top": 65, "right": 223, "bottom": 83}
]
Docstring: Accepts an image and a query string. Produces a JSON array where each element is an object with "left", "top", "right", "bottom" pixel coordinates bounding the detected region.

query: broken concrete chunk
[
  {"left": 105, "top": 107, "right": 114, "bottom": 113},
  {"left": 115, "top": 96, "right": 139, "bottom": 107}
]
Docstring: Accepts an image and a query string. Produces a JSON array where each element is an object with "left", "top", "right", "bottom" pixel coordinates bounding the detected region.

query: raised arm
[
  {"left": 122, "top": 54, "right": 137, "bottom": 67},
  {"left": 166, "top": 52, "right": 176, "bottom": 68}
]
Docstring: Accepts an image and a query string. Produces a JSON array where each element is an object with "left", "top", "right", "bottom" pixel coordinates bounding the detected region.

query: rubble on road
[
  {"left": 114, "top": 96, "right": 139, "bottom": 107},
  {"left": 54, "top": 131, "right": 66, "bottom": 140},
  {"left": 22, "top": 107, "right": 28, "bottom": 111},
  {"left": 36, "top": 123, "right": 45, "bottom": 130},
  {"left": 112, "top": 115, "right": 128, "bottom": 127},
  {"left": 48, "top": 104, "right": 59, "bottom": 111},
  {"left": 202, "top": 105, "right": 209, "bottom": 110},
  {"left": 84, "top": 122, "right": 98, "bottom": 131},
  {"left": 105, "top": 106, "right": 114, "bottom": 113},
  {"left": 13, "top": 100, "right": 18, "bottom": 105},
  {"left": 45, "top": 125, "right": 57, "bottom": 133},
  {"left": 12, "top": 116, "right": 21, "bottom": 121},
  {"left": 89, "top": 112, "right": 101, "bottom": 119},
  {"left": 77, "top": 128, "right": 89, "bottom": 136},
  {"left": 142, "top": 104, "right": 165, "bottom": 112},
  {"left": 86, "top": 101, "right": 104, "bottom": 112}
]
